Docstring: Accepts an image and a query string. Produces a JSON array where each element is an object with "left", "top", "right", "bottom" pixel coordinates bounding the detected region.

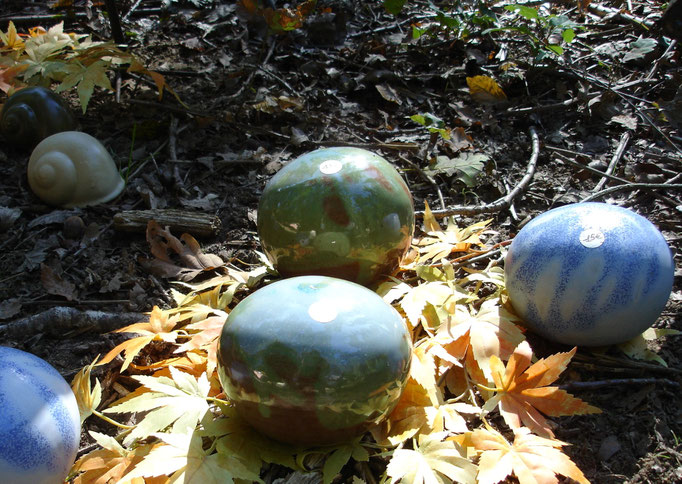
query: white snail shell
[{"left": 27, "top": 131, "right": 125, "bottom": 208}]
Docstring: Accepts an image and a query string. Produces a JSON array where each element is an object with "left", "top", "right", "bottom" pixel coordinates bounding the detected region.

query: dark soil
[{"left": 1, "top": 1, "right": 681, "bottom": 483}]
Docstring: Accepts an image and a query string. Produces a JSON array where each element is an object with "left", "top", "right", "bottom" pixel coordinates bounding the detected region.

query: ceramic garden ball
[
  {"left": 257, "top": 147, "right": 415, "bottom": 287},
  {"left": 0, "top": 346, "right": 81, "bottom": 484},
  {"left": 0, "top": 86, "right": 77, "bottom": 149},
  {"left": 217, "top": 275, "right": 412, "bottom": 445},
  {"left": 505, "top": 202, "right": 674, "bottom": 346},
  {"left": 27, "top": 131, "right": 125, "bottom": 208}
]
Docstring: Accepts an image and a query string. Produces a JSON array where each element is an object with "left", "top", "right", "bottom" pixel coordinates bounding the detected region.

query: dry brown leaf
[
  {"left": 471, "top": 426, "right": 590, "bottom": 484},
  {"left": 140, "top": 220, "right": 224, "bottom": 281},
  {"left": 40, "top": 263, "right": 77, "bottom": 301},
  {"left": 482, "top": 341, "right": 601, "bottom": 438}
]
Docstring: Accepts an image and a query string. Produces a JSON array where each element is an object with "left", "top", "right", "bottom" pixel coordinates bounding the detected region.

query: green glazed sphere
[
  {"left": 1, "top": 87, "right": 77, "bottom": 149},
  {"left": 257, "top": 147, "right": 415, "bottom": 287},
  {"left": 217, "top": 275, "right": 412, "bottom": 446}
]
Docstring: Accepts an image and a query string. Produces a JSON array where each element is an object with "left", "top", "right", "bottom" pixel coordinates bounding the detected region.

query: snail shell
[
  {"left": 0, "top": 86, "right": 77, "bottom": 149},
  {"left": 28, "top": 131, "right": 125, "bottom": 208}
]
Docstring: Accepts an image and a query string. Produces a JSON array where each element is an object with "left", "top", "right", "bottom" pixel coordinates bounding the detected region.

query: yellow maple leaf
[
  {"left": 175, "top": 314, "right": 227, "bottom": 377},
  {"left": 0, "top": 21, "right": 24, "bottom": 51},
  {"left": 97, "top": 307, "right": 181, "bottom": 372},
  {"left": 471, "top": 426, "right": 590, "bottom": 484},
  {"left": 386, "top": 432, "right": 477, "bottom": 484},
  {"left": 414, "top": 202, "right": 491, "bottom": 264},
  {"left": 70, "top": 357, "right": 102, "bottom": 424},
  {"left": 481, "top": 341, "right": 601, "bottom": 438},
  {"left": 466, "top": 75, "right": 507, "bottom": 105}
]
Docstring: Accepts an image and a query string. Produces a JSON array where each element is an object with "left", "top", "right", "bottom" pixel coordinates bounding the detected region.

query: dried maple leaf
[
  {"left": 482, "top": 341, "right": 601, "bottom": 438},
  {"left": 175, "top": 314, "right": 227, "bottom": 377},
  {"left": 414, "top": 202, "right": 491, "bottom": 264},
  {"left": 140, "top": 220, "right": 224, "bottom": 282},
  {"left": 433, "top": 300, "right": 526, "bottom": 382},
  {"left": 71, "top": 357, "right": 102, "bottom": 424},
  {"left": 471, "top": 426, "right": 590, "bottom": 484},
  {"left": 97, "top": 306, "right": 181, "bottom": 372},
  {"left": 386, "top": 432, "right": 477, "bottom": 484},
  {"left": 71, "top": 433, "right": 161, "bottom": 484},
  {"left": 0, "top": 21, "right": 25, "bottom": 52}
]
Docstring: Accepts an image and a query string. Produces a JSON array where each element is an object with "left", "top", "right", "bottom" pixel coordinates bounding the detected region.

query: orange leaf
[
  {"left": 174, "top": 315, "right": 226, "bottom": 377},
  {"left": 71, "top": 437, "right": 160, "bottom": 484},
  {"left": 472, "top": 426, "right": 590, "bottom": 484},
  {"left": 97, "top": 307, "right": 181, "bottom": 372},
  {"left": 466, "top": 75, "right": 507, "bottom": 105},
  {"left": 0, "top": 64, "right": 28, "bottom": 94},
  {"left": 483, "top": 341, "right": 601, "bottom": 438},
  {"left": 127, "top": 59, "right": 186, "bottom": 107}
]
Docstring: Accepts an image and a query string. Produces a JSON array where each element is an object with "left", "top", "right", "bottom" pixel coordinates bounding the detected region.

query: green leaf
[
  {"left": 56, "top": 59, "right": 113, "bottom": 112},
  {"left": 424, "top": 153, "right": 487, "bottom": 186},
  {"left": 562, "top": 28, "right": 576, "bottom": 43},
  {"left": 623, "top": 37, "right": 657, "bottom": 62},
  {"left": 505, "top": 4, "right": 539, "bottom": 20},
  {"left": 410, "top": 113, "right": 451, "bottom": 140},
  {"left": 384, "top": 0, "right": 408, "bottom": 15},
  {"left": 546, "top": 44, "right": 564, "bottom": 55}
]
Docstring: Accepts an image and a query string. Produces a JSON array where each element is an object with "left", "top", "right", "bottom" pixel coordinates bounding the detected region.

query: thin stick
[
  {"left": 550, "top": 153, "right": 630, "bottom": 184},
  {"left": 593, "top": 131, "right": 630, "bottom": 193},
  {"left": 560, "top": 377, "right": 679, "bottom": 392},
  {"left": 581, "top": 183, "right": 682, "bottom": 202},
  {"left": 415, "top": 126, "right": 540, "bottom": 218}
]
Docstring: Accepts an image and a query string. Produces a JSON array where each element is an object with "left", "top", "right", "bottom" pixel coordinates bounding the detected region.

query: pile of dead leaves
[{"left": 66, "top": 204, "right": 606, "bottom": 484}]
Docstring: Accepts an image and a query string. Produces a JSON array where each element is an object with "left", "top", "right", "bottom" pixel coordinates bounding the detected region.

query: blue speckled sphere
[
  {"left": 0, "top": 347, "right": 81, "bottom": 484},
  {"left": 505, "top": 203, "right": 674, "bottom": 346},
  {"left": 217, "top": 275, "right": 412, "bottom": 445}
]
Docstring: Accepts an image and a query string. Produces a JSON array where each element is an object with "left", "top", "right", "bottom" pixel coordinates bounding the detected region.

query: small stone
[
  {"left": 598, "top": 435, "right": 621, "bottom": 461},
  {"left": 63, "top": 215, "right": 85, "bottom": 240}
]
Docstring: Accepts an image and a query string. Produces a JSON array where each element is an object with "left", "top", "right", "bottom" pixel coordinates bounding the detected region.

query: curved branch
[{"left": 415, "top": 126, "right": 540, "bottom": 218}]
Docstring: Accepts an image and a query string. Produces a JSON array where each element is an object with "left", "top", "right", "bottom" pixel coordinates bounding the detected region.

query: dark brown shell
[{"left": 0, "top": 86, "right": 77, "bottom": 149}]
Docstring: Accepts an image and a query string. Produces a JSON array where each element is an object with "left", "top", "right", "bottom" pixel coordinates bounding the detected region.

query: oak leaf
[
  {"left": 97, "top": 306, "right": 181, "bottom": 372},
  {"left": 471, "top": 426, "right": 590, "bottom": 484},
  {"left": 482, "top": 341, "right": 601, "bottom": 438},
  {"left": 386, "top": 432, "right": 477, "bottom": 484}
]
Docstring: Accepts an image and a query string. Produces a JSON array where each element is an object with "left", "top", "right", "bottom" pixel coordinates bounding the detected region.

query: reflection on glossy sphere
[
  {"left": 505, "top": 202, "right": 674, "bottom": 346},
  {"left": 217, "top": 276, "right": 412, "bottom": 445},
  {"left": 257, "top": 147, "right": 415, "bottom": 287},
  {"left": 0, "top": 347, "right": 81, "bottom": 484}
]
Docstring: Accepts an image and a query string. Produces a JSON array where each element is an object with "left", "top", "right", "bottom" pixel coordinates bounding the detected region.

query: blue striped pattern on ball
[
  {"left": 0, "top": 347, "right": 80, "bottom": 484},
  {"left": 505, "top": 203, "right": 674, "bottom": 346}
]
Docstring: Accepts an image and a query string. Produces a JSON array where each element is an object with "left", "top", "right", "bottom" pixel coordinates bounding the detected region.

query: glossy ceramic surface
[
  {"left": 505, "top": 202, "right": 674, "bottom": 346},
  {"left": 28, "top": 131, "right": 125, "bottom": 208},
  {"left": 257, "top": 147, "right": 415, "bottom": 287},
  {"left": 0, "top": 86, "right": 77, "bottom": 149},
  {"left": 0, "top": 346, "right": 81, "bottom": 484},
  {"left": 217, "top": 275, "right": 412, "bottom": 445}
]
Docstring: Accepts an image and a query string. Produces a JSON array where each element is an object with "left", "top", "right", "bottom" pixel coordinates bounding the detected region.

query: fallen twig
[
  {"left": 549, "top": 152, "right": 630, "bottom": 185},
  {"left": 593, "top": 131, "right": 630, "bottom": 193},
  {"left": 581, "top": 182, "right": 682, "bottom": 202},
  {"left": 415, "top": 126, "right": 540, "bottom": 218},
  {"left": 0, "top": 307, "right": 147, "bottom": 340},
  {"left": 560, "top": 377, "right": 680, "bottom": 392}
]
